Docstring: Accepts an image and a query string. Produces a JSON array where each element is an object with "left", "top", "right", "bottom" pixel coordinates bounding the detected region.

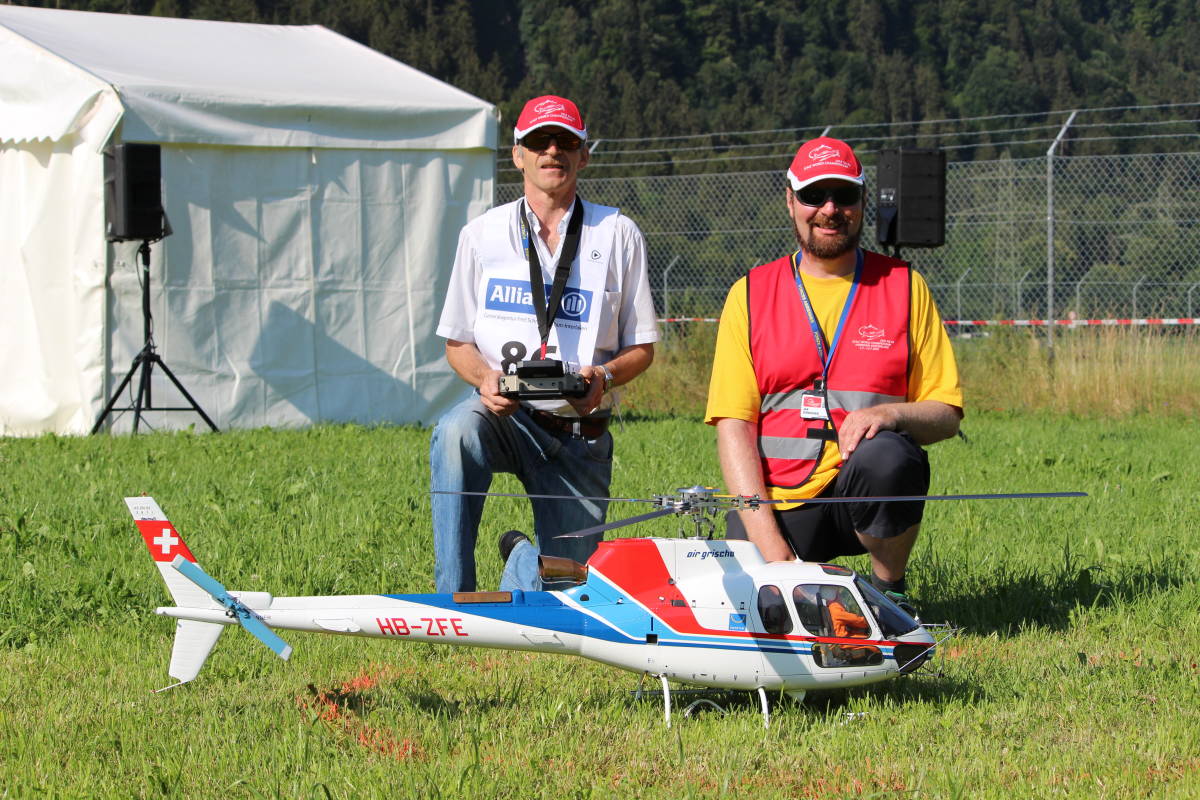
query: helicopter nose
[{"left": 893, "top": 642, "right": 934, "bottom": 674}]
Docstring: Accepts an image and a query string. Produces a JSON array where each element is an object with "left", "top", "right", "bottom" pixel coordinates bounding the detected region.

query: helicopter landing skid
[{"left": 632, "top": 674, "right": 799, "bottom": 728}]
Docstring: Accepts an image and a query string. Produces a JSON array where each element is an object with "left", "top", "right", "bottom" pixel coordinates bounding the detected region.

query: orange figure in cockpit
[{"left": 822, "top": 586, "right": 870, "bottom": 638}]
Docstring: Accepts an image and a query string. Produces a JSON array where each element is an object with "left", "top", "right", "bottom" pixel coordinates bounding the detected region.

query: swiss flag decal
[{"left": 136, "top": 520, "right": 196, "bottom": 563}]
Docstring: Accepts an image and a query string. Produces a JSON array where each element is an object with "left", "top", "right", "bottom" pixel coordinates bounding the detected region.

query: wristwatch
[{"left": 600, "top": 364, "right": 615, "bottom": 392}]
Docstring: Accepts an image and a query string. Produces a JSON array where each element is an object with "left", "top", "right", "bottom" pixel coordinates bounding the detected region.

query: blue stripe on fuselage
[
  {"left": 381, "top": 590, "right": 642, "bottom": 644},
  {"left": 379, "top": 581, "right": 898, "bottom": 661}
]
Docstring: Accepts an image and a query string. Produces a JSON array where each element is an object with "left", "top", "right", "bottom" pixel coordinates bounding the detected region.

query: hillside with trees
[{"left": 12, "top": 0, "right": 1200, "bottom": 149}]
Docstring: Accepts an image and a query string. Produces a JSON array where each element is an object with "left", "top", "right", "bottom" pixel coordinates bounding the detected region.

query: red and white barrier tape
[
  {"left": 658, "top": 317, "right": 1200, "bottom": 326},
  {"left": 943, "top": 318, "right": 1200, "bottom": 327}
]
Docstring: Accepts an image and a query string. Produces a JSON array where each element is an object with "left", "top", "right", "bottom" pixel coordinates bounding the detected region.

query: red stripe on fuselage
[{"left": 588, "top": 538, "right": 696, "bottom": 629}]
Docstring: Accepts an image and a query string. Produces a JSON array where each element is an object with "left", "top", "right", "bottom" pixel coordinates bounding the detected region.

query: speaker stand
[{"left": 91, "top": 240, "right": 219, "bottom": 434}]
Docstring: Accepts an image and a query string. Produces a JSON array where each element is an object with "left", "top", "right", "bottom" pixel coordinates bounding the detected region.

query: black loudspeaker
[
  {"left": 875, "top": 148, "right": 945, "bottom": 248},
  {"left": 104, "top": 143, "right": 165, "bottom": 242}
]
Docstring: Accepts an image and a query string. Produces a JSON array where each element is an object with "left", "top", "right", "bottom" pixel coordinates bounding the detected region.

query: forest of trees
[{"left": 11, "top": 0, "right": 1200, "bottom": 150}]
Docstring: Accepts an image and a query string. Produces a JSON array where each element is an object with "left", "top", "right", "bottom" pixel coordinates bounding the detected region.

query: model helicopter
[{"left": 129, "top": 486, "right": 1083, "bottom": 726}]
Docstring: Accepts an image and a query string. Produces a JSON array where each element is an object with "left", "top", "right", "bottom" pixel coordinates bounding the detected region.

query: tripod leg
[
  {"left": 133, "top": 348, "right": 155, "bottom": 434},
  {"left": 153, "top": 356, "right": 220, "bottom": 432},
  {"left": 90, "top": 351, "right": 147, "bottom": 434}
]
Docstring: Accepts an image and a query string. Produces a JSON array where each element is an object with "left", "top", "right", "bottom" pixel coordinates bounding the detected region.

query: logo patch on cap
[
  {"left": 534, "top": 99, "right": 566, "bottom": 115},
  {"left": 809, "top": 144, "right": 841, "bottom": 162}
]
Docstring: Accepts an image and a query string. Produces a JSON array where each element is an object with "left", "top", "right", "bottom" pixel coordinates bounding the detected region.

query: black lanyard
[{"left": 520, "top": 197, "right": 584, "bottom": 356}]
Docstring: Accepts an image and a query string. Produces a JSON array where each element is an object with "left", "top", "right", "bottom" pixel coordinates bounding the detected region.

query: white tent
[{"left": 0, "top": 5, "right": 495, "bottom": 435}]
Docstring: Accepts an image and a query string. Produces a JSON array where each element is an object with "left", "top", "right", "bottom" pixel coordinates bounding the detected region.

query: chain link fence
[{"left": 500, "top": 128, "right": 1200, "bottom": 327}]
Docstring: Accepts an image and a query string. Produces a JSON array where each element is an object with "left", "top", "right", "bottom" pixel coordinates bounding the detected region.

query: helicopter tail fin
[
  {"left": 127, "top": 496, "right": 226, "bottom": 688},
  {"left": 127, "top": 496, "right": 209, "bottom": 608},
  {"left": 127, "top": 496, "right": 291, "bottom": 689}
]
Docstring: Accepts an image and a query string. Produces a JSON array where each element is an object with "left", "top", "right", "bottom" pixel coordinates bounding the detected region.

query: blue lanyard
[{"left": 792, "top": 249, "right": 862, "bottom": 381}]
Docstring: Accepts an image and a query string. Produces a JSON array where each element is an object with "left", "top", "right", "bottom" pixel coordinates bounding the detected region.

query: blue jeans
[{"left": 429, "top": 394, "right": 613, "bottom": 592}]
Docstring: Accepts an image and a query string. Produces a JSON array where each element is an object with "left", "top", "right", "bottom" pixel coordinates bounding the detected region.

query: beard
[{"left": 796, "top": 213, "right": 862, "bottom": 259}]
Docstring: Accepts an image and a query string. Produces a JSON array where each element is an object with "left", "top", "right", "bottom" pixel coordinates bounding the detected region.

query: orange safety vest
[{"left": 747, "top": 250, "right": 911, "bottom": 488}]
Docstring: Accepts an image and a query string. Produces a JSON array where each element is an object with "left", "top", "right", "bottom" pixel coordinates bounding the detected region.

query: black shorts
[{"left": 726, "top": 431, "right": 930, "bottom": 562}]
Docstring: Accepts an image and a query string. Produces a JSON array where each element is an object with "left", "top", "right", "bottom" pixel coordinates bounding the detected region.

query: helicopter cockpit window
[
  {"left": 855, "top": 577, "right": 920, "bottom": 637},
  {"left": 820, "top": 585, "right": 872, "bottom": 638},
  {"left": 791, "top": 584, "right": 828, "bottom": 636},
  {"left": 805, "top": 584, "right": 885, "bottom": 668},
  {"left": 756, "top": 585, "right": 793, "bottom": 635},
  {"left": 793, "top": 584, "right": 873, "bottom": 638}
]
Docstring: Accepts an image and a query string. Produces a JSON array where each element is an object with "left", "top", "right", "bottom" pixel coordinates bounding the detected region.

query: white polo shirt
[{"left": 437, "top": 197, "right": 659, "bottom": 412}]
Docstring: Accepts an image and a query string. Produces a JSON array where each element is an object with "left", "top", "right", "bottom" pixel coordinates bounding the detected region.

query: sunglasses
[
  {"left": 520, "top": 130, "right": 583, "bottom": 152},
  {"left": 794, "top": 184, "right": 863, "bottom": 207}
]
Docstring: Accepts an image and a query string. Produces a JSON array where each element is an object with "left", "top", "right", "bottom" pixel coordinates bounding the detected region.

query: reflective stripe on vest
[
  {"left": 759, "top": 388, "right": 905, "bottom": 415},
  {"left": 748, "top": 250, "right": 911, "bottom": 488}
]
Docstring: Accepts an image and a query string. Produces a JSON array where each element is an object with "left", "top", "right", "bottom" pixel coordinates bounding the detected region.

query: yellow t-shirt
[{"left": 704, "top": 257, "right": 963, "bottom": 504}]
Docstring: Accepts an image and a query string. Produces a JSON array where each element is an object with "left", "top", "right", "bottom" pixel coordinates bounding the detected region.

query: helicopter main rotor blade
[
  {"left": 431, "top": 488, "right": 1085, "bottom": 508},
  {"left": 431, "top": 489, "right": 649, "bottom": 504},
  {"left": 554, "top": 508, "right": 678, "bottom": 539},
  {"left": 794, "top": 491, "right": 1086, "bottom": 505}
]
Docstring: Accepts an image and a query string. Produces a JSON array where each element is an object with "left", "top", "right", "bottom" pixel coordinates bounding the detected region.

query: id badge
[{"left": 799, "top": 390, "right": 829, "bottom": 420}]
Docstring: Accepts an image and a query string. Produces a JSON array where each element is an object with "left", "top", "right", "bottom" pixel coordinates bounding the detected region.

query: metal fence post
[
  {"left": 956, "top": 268, "right": 972, "bottom": 322},
  {"left": 1189, "top": 282, "right": 1200, "bottom": 318},
  {"left": 1073, "top": 270, "right": 1091, "bottom": 318},
  {"left": 1132, "top": 276, "right": 1146, "bottom": 319},
  {"left": 661, "top": 254, "right": 681, "bottom": 341},
  {"left": 662, "top": 254, "right": 681, "bottom": 319},
  {"left": 1015, "top": 269, "right": 1032, "bottom": 318},
  {"left": 1046, "top": 111, "right": 1078, "bottom": 353}
]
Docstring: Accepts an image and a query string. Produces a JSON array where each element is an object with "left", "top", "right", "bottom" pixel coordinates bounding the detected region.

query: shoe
[
  {"left": 884, "top": 590, "right": 921, "bottom": 622},
  {"left": 499, "top": 530, "right": 530, "bottom": 563}
]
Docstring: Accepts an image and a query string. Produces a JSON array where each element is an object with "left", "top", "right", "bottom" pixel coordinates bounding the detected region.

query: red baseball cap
[
  {"left": 513, "top": 95, "right": 587, "bottom": 142},
  {"left": 787, "top": 137, "right": 864, "bottom": 190}
]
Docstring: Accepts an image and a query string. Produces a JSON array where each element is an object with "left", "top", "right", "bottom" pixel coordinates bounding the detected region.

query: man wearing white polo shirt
[{"left": 431, "top": 95, "right": 658, "bottom": 592}]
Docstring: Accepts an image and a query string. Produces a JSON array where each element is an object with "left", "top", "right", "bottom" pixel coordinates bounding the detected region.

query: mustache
[{"left": 812, "top": 213, "right": 849, "bottom": 226}]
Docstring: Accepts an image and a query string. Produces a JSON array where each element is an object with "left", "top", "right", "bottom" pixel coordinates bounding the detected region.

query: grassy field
[
  {"left": 627, "top": 325, "right": 1200, "bottom": 420},
  {"left": 2, "top": 398, "right": 1199, "bottom": 796}
]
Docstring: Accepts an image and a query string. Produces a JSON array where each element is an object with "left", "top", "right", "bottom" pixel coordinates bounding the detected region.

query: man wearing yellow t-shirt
[{"left": 705, "top": 137, "right": 963, "bottom": 611}]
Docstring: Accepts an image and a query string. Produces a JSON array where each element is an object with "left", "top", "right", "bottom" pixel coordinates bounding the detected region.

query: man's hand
[
  {"left": 838, "top": 400, "right": 963, "bottom": 459},
  {"left": 566, "top": 365, "right": 606, "bottom": 416},
  {"left": 479, "top": 370, "right": 520, "bottom": 416},
  {"left": 445, "top": 340, "right": 520, "bottom": 417},
  {"left": 836, "top": 404, "right": 901, "bottom": 459}
]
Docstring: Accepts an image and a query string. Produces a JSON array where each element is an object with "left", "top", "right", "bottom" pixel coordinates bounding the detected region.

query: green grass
[
  {"left": 1, "top": 415, "right": 1199, "bottom": 797},
  {"left": 954, "top": 327, "right": 1200, "bottom": 418}
]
